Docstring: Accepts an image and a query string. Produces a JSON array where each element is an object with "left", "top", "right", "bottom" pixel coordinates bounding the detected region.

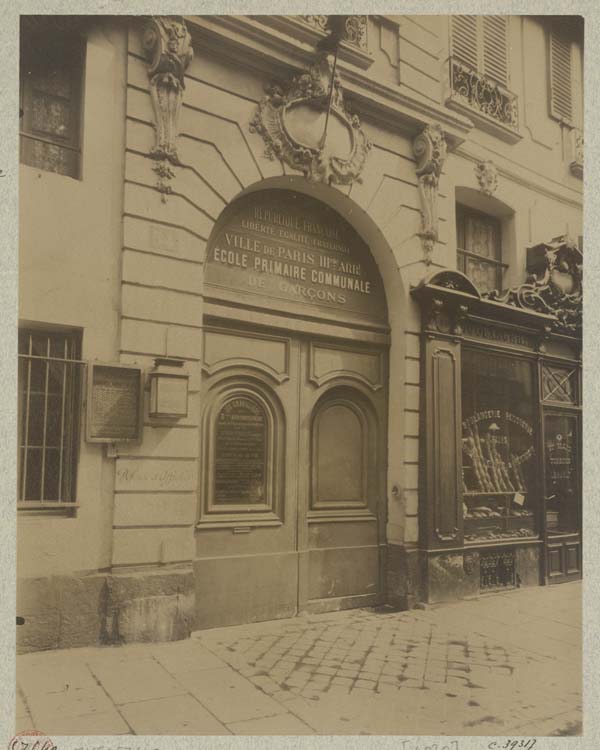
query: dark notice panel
[
  {"left": 86, "top": 363, "right": 143, "bottom": 443},
  {"left": 214, "top": 397, "right": 267, "bottom": 505}
]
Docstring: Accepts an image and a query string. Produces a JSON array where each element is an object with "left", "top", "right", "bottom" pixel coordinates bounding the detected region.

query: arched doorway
[{"left": 196, "top": 189, "right": 390, "bottom": 628}]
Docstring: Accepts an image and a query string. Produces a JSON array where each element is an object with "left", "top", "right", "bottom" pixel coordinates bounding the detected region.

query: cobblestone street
[{"left": 16, "top": 581, "right": 581, "bottom": 736}]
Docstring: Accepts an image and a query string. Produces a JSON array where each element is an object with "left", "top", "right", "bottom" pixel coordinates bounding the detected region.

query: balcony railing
[
  {"left": 570, "top": 128, "right": 583, "bottom": 178},
  {"left": 298, "top": 15, "right": 368, "bottom": 51},
  {"left": 448, "top": 57, "right": 520, "bottom": 139}
]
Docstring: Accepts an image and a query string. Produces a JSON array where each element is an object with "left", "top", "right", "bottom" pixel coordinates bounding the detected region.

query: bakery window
[
  {"left": 18, "top": 327, "right": 84, "bottom": 509},
  {"left": 456, "top": 205, "right": 505, "bottom": 293},
  {"left": 461, "top": 349, "right": 538, "bottom": 544},
  {"left": 19, "top": 19, "right": 85, "bottom": 179}
]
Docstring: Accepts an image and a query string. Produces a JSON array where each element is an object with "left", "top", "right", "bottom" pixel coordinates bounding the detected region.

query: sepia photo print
[{"left": 14, "top": 12, "right": 583, "bottom": 739}]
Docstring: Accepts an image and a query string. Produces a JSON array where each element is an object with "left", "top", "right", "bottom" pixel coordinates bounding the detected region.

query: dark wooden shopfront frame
[{"left": 412, "top": 268, "right": 582, "bottom": 596}]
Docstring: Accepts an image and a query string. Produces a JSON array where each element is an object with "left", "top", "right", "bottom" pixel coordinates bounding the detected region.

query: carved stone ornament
[
  {"left": 475, "top": 160, "right": 498, "bottom": 197},
  {"left": 249, "top": 53, "right": 372, "bottom": 186},
  {"left": 142, "top": 16, "right": 193, "bottom": 198},
  {"left": 413, "top": 124, "right": 447, "bottom": 264},
  {"left": 485, "top": 236, "right": 582, "bottom": 336},
  {"left": 299, "top": 15, "right": 368, "bottom": 50}
]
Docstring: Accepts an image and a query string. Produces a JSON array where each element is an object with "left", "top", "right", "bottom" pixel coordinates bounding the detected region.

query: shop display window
[{"left": 461, "top": 349, "right": 538, "bottom": 543}]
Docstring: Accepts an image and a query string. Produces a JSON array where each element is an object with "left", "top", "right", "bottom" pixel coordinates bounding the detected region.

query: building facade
[{"left": 18, "top": 14, "right": 583, "bottom": 651}]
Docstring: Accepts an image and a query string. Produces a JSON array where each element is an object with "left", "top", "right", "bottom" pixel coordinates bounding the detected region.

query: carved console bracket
[
  {"left": 142, "top": 16, "right": 193, "bottom": 200},
  {"left": 475, "top": 160, "right": 498, "bottom": 197},
  {"left": 413, "top": 124, "right": 447, "bottom": 265},
  {"left": 250, "top": 53, "right": 371, "bottom": 186}
]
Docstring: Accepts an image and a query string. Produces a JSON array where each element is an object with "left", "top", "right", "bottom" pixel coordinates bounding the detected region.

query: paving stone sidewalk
[{"left": 15, "top": 581, "right": 582, "bottom": 736}]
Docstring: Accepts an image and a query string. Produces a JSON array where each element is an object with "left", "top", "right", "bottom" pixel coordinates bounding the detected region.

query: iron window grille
[{"left": 18, "top": 328, "right": 84, "bottom": 509}]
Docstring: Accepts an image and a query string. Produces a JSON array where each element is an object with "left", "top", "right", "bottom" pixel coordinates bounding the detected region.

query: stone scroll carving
[
  {"left": 299, "top": 15, "right": 368, "bottom": 50},
  {"left": 475, "top": 160, "right": 498, "bottom": 197},
  {"left": 142, "top": 16, "right": 193, "bottom": 200},
  {"left": 485, "top": 236, "right": 582, "bottom": 336},
  {"left": 413, "top": 124, "right": 447, "bottom": 264},
  {"left": 250, "top": 53, "right": 371, "bottom": 186}
]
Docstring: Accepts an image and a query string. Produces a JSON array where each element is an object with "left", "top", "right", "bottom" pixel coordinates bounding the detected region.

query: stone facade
[{"left": 18, "top": 15, "right": 583, "bottom": 650}]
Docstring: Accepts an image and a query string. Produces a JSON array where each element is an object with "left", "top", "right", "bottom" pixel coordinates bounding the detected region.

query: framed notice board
[{"left": 86, "top": 362, "right": 144, "bottom": 443}]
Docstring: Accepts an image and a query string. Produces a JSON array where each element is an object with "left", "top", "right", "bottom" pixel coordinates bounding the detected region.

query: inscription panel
[
  {"left": 214, "top": 398, "right": 267, "bottom": 505},
  {"left": 462, "top": 320, "right": 535, "bottom": 351},
  {"left": 87, "top": 364, "right": 143, "bottom": 443},
  {"left": 205, "top": 190, "right": 387, "bottom": 323}
]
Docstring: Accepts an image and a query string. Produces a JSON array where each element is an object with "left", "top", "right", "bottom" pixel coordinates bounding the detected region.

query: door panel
[
  {"left": 196, "top": 327, "right": 387, "bottom": 627},
  {"left": 299, "top": 337, "right": 387, "bottom": 612},
  {"left": 543, "top": 409, "right": 582, "bottom": 584},
  {"left": 195, "top": 333, "right": 301, "bottom": 629}
]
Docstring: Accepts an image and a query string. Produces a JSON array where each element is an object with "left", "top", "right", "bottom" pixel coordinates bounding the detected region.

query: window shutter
[
  {"left": 549, "top": 29, "right": 573, "bottom": 123},
  {"left": 451, "top": 15, "right": 478, "bottom": 70},
  {"left": 482, "top": 16, "right": 509, "bottom": 86}
]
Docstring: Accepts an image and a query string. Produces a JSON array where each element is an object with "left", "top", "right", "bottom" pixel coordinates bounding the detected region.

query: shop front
[{"left": 412, "top": 237, "right": 582, "bottom": 601}]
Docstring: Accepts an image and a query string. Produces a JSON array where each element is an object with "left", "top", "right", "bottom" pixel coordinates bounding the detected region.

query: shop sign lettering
[{"left": 462, "top": 321, "right": 532, "bottom": 348}]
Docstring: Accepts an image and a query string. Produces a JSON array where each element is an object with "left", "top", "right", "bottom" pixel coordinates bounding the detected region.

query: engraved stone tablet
[
  {"left": 205, "top": 190, "right": 387, "bottom": 325},
  {"left": 214, "top": 397, "right": 267, "bottom": 505},
  {"left": 87, "top": 364, "right": 142, "bottom": 442}
]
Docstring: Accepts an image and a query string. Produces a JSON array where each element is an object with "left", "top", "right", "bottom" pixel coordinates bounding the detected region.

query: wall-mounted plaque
[
  {"left": 214, "top": 397, "right": 267, "bottom": 505},
  {"left": 86, "top": 362, "right": 143, "bottom": 443}
]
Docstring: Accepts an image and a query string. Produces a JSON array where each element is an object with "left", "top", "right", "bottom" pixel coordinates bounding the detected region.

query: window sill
[
  {"left": 464, "top": 537, "right": 541, "bottom": 550},
  {"left": 307, "top": 509, "right": 377, "bottom": 523},
  {"left": 18, "top": 502, "right": 79, "bottom": 517},
  {"left": 196, "top": 514, "right": 283, "bottom": 530}
]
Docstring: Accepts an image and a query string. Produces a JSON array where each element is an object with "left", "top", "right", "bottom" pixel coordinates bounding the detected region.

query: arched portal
[{"left": 196, "top": 185, "right": 400, "bottom": 628}]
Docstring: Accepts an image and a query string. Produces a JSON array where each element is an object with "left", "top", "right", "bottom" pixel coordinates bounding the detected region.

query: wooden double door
[{"left": 195, "top": 322, "right": 388, "bottom": 629}]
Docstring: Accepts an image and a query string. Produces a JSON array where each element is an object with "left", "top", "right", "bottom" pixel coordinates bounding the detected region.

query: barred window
[
  {"left": 18, "top": 328, "right": 84, "bottom": 508},
  {"left": 456, "top": 205, "right": 505, "bottom": 294},
  {"left": 19, "top": 19, "right": 85, "bottom": 178}
]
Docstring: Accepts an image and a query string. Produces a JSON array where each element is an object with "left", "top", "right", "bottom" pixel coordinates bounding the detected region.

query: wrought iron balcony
[
  {"left": 570, "top": 128, "right": 583, "bottom": 178},
  {"left": 298, "top": 15, "right": 368, "bottom": 51},
  {"left": 447, "top": 57, "right": 520, "bottom": 142}
]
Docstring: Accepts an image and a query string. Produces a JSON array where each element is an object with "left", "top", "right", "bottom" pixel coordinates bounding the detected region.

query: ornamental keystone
[
  {"left": 475, "top": 160, "right": 498, "bottom": 197},
  {"left": 250, "top": 53, "right": 371, "bottom": 186}
]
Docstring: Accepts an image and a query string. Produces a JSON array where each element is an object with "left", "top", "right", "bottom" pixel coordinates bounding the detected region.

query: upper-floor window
[
  {"left": 456, "top": 205, "right": 504, "bottom": 294},
  {"left": 18, "top": 327, "right": 84, "bottom": 509},
  {"left": 548, "top": 18, "right": 583, "bottom": 128},
  {"left": 451, "top": 15, "right": 509, "bottom": 86},
  {"left": 448, "top": 16, "right": 519, "bottom": 139},
  {"left": 19, "top": 19, "right": 85, "bottom": 179}
]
